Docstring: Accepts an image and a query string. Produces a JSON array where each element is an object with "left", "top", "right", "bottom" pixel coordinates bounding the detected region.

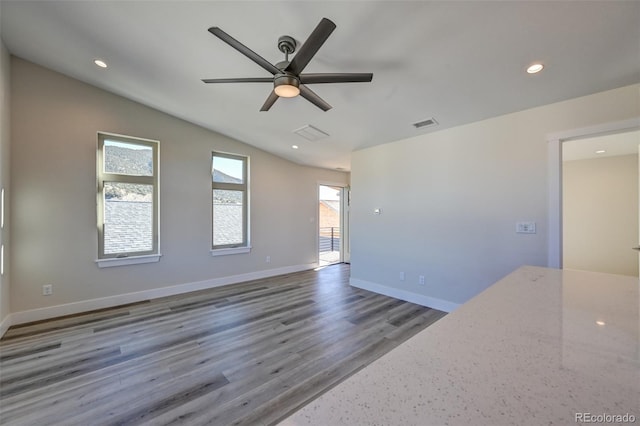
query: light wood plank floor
[{"left": 0, "top": 264, "right": 446, "bottom": 425}]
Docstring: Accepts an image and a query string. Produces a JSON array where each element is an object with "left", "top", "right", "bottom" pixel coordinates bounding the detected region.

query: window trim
[
  {"left": 96, "top": 132, "right": 160, "bottom": 267},
  {"left": 211, "top": 151, "right": 250, "bottom": 253}
]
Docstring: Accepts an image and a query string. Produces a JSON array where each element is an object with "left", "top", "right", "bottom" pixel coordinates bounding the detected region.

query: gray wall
[
  {"left": 350, "top": 84, "right": 640, "bottom": 307},
  {"left": 10, "top": 57, "right": 348, "bottom": 313},
  {"left": 0, "top": 39, "right": 11, "bottom": 327},
  {"left": 563, "top": 154, "right": 638, "bottom": 276}
]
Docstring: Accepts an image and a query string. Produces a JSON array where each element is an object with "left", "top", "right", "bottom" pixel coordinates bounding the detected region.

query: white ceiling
[{"left": 2, "top": 1, "right": 639, "bottom": 171}]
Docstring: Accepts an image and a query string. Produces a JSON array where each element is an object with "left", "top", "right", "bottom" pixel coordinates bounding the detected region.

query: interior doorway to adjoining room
[
  {"left": 547, "top": 118, "right": 640, "bottom": 275},
  {"left": 562, "top": 130, "right": 640, "bottom": 277}
]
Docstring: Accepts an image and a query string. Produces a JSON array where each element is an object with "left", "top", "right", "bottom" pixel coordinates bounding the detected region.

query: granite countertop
[{"left": 279, "top": 266, "right": 639, "bottom": 426}]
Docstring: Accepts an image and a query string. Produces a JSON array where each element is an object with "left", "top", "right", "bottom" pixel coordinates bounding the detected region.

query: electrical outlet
[
  {"left": 42, "top": 284, "right": 53, "bottom": 296},
  {"left": 266, "top": 256, "right": 271, "bottom": 263},
  {"left": 399, "top": 271, "right": 405, "bottom": 281},
  {"left": 419, "top": 275, "right": 425, "bottom": 285}
]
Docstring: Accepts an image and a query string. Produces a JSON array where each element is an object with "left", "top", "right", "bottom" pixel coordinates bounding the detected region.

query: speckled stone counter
[{"left": 278, "top": 266, "right": 639, "bottom": 426}]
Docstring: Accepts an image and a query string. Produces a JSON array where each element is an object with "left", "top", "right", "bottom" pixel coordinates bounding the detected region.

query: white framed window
[
  {"left": 96, "top": 132, "right": 160, "bottom": 267},
  {"left": 211, "top": 151, "right": 249, "bottom": 255}
]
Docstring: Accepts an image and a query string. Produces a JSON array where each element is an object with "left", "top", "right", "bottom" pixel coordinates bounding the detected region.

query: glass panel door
[{"left": 319, "top": 185, "right": 342, "bottom": 265}]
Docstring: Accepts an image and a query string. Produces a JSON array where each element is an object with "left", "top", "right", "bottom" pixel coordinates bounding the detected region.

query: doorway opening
[
  {"left": 318, "top": 184, "right": 346, "bottom": 266},
  {"left": 547, "top": 118, "right": 640, "bottom": 275},
  {"left": 562, "top": 131, "right": 639, "bottom": 277}
]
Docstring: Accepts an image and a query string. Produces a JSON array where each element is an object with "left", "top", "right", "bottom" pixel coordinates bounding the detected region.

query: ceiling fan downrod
[{"left": 277, "top": 35, "right": 296, "bottom": 62}]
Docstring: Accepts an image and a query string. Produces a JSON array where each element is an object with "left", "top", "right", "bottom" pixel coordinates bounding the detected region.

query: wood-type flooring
[{"left": 0, "top": 264, "right": 446, "bottom": 425}]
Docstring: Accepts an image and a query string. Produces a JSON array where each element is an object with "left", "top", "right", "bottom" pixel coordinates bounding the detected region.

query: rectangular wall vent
[
  {"left": 293, "top": 124, "right": 330, "bottom": 141},
  {"left": 412, "top": 117, "right": 438, "bottom": 129}
]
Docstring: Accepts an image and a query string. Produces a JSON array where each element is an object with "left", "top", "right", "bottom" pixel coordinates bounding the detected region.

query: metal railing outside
[{"left": 319, "top": 227, "right": 341, "bottom": 253}]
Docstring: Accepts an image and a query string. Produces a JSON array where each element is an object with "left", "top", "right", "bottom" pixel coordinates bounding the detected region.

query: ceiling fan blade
[
  {"left": 208, "top": 27, "right": 281, "bottom": 75},
  {"left": 260, "top": 90, "right": 279, "bottom": 111},
  {"left": 299, "top": 85, "right": 332, "bottom": 111},
  {"left": 286, "top": 18, "right": 336, "bottom": 75},
  {"left": 202, "top": 77, "right": 273, "bottom": 83},
  {"left": 300, "top": 73, "right": 373, "bottom": 84}
]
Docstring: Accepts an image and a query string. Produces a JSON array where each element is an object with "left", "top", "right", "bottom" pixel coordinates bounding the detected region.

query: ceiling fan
[{"left": 202, "top": 18, "right": 373, "bottom": 112}]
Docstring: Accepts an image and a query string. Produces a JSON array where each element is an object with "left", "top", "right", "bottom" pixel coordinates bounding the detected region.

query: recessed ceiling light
[
  {"left": 595, "top": 150, "right": 606, "bottom": 154},
  {"left": 291, "top": 145, "right": 299, "bottom": 149},
  {"left": 94, "top": 59, "right": 108, "bottom": 68},
  {"left": 526, "top": 63, "right": 544, "bottom": 74},
  {"left": 596, "top": 320, "right": 606, "bottom": 326}
]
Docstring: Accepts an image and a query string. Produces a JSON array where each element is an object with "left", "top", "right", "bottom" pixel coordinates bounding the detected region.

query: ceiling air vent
[
  {"left": 412, "top": 117, "right": 438, "bottom": 129},
  {"left": 293, "top": 124, "right": 330, "bottom": 141}
]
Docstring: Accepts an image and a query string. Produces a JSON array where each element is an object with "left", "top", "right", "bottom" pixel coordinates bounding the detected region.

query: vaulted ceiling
[{"left": 2, "top": 1, "right": 639, "bottom": 170}]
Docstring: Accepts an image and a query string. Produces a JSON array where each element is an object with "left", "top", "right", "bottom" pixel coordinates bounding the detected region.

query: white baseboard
[
  {"left": 0, "top": 313, "right": 13, "bottom": 338},
  {"left": 8, "top": 263, "right": 317, "bottom": 328},
  {"left": 350, "top": 278, "right": 460, "bottom": 313}
]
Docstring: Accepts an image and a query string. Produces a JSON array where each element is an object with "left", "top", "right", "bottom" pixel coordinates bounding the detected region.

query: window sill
[
  {"left": 96, "top": 254, "right": 162, "bottom": 268},
  {"left": 210, "top": 246, "right": 251, "bottom": 257}
]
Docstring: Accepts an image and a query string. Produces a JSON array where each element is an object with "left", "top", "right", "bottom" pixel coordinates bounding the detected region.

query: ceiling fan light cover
[{"left": 274, "top": 75, "right": 300, "bottom": 98}]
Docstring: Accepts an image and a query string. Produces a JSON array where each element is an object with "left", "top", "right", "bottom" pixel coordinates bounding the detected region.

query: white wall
[
  {"left": 350, "top": 84, "right": 640, "bottom": 309},
  {"left": 9, "top": 57, "right": 348, "bottom": 317},
  {"left": 563, "top": 154, "right": 638, "bottom": 276},
  {"left": 0, "top": 38, "right": 11, "bottom": 332}
]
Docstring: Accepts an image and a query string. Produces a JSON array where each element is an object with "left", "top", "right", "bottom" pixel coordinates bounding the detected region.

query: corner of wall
[
  {"left": 349, "top": 277, "right": 460, "bottom": 313},
  {"left": 0, "top": 37, "right": 12, "bottom": 337}
]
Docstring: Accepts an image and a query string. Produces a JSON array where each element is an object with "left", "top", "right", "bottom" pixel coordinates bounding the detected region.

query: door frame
[
  {"left": 317, "top": 182, "right": 349, "bottom": 265},
  {"left": 341, "top": 186, "right": 351, "bottom": 263},
  {"left": 547, "top": 117, "right": 640, "bottom": 268}
]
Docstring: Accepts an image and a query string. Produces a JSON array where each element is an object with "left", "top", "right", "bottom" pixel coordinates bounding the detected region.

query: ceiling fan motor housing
[{"left": 275, "top": 60, "right": 291, "bottom": 71}]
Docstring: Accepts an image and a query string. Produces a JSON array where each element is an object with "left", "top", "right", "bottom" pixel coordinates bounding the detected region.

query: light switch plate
[{"left": 516, "top": 222, "right": 536, "bottom": 234}]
